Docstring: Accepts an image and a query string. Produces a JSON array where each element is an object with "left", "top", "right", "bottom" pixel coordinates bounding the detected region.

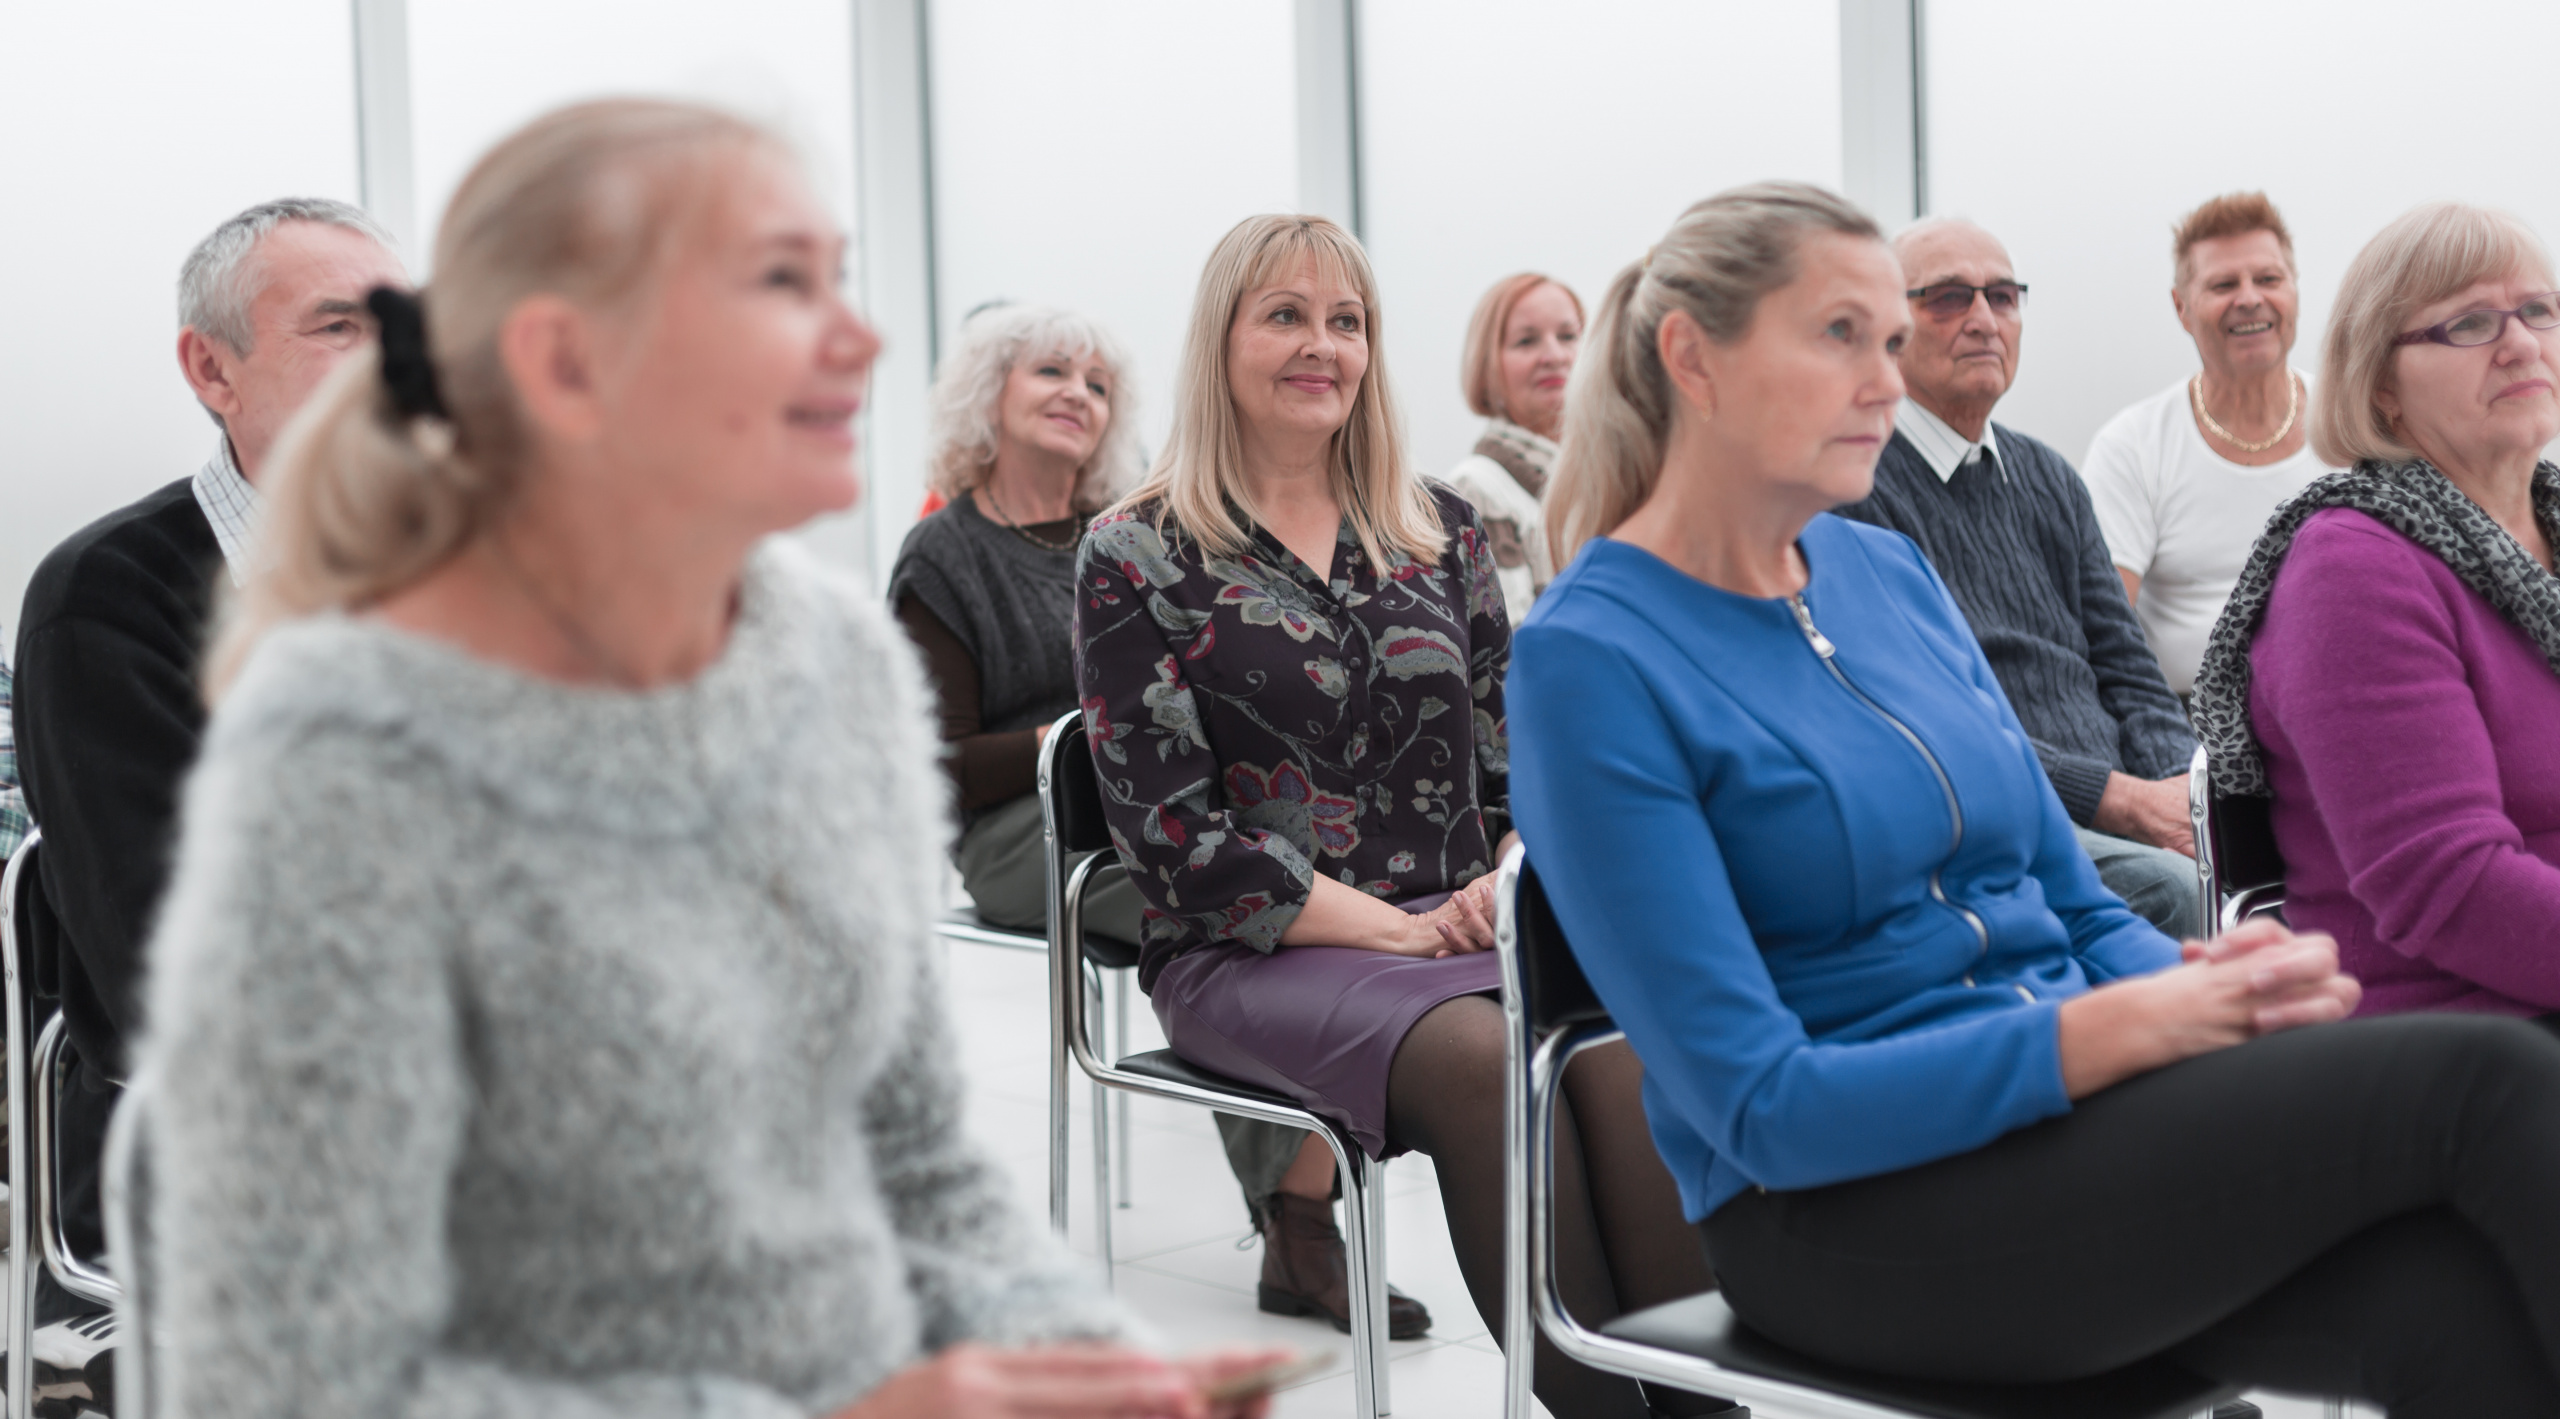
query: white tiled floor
[{"left": 941, "top": 937, "right": 2352, "bottom": 1419}]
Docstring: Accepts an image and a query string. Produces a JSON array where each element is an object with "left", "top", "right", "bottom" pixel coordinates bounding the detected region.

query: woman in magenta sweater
[{"left": 2191, "top": 201, "right": 2560, "bottom": 1016}]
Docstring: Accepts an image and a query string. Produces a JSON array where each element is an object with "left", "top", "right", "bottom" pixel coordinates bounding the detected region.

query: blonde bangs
[{"left": 1110, "top": 213, "right": 1444, "bottom": 573}]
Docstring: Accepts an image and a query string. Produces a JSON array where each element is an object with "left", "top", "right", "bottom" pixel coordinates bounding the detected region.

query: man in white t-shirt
[{"left": 2083, "top": 192, "right": 2335, "bottom": 695}]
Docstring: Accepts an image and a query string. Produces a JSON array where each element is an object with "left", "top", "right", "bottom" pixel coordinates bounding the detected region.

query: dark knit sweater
[
  {"left": 14, "top": 477, "right": 225, "bottom": 1082},
  {"left": 1835, "top": 427, "right": 2193, "bottom": 825},
  {"left": 886, "top": 493, "right": 1081, "bottom": 826}
]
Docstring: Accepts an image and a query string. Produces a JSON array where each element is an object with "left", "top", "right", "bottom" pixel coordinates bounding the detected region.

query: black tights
[
  {"left": 1706, "top": 1013, "right": 2560, "bottom": 1416},
  {"left": 1386, "top": 995, "right": 1720, "bottom": 1418}
]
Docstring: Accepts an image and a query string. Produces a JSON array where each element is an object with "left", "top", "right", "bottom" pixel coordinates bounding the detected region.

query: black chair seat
[
  {"left": 1112, "top": 1048, "right": 1302, "bottom": 1113},
  {"left": 1600, "top": 1293, "right": 2237, "bottom": 1419},
  {"left": 1084, "top": 933, "right": 1141, "bottom": 971}
]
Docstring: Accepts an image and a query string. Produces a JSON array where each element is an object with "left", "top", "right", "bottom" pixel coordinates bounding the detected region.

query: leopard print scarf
[{"left": 2189, "top": 457, "right": 2560, "bottom": 796}]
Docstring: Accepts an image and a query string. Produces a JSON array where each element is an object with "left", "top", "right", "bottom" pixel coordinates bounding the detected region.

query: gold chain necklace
[{"left": 2190, "top": 370, "right": 2301, "bottom": 454}]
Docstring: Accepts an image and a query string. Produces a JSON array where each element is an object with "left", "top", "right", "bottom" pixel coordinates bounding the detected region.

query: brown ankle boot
[{"left": 1254, "top": 1192, "right": 1431, "bottom": 1340}]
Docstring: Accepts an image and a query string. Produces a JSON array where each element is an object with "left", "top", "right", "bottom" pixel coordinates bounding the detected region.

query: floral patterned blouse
[{"left": 1072, "top": 484, "right": 1512, "bottom": 989}]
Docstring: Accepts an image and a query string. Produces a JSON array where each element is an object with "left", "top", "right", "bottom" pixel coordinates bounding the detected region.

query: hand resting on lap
[
  {"left": 1276, "top": 832, "right": 1519, "bottom": 958},
  {"left": 2057, "top": 917, "right": 2361, "bottom": 1099}
]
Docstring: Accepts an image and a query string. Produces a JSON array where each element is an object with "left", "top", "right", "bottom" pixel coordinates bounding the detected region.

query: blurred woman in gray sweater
[{"left": 129, "top": 98, "right": 1279, "bottom": 1419}]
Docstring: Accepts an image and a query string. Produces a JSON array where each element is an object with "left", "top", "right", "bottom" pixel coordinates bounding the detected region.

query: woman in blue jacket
[{"left": 1507, "top": 183, "right": 2560, "bottom": 1417}]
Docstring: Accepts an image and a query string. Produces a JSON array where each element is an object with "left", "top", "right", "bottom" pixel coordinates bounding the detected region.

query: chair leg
[
  {"left": 1048, "top": 984, "right": 1071, "bottom": 1238},
  {"left": 1113, "top": 969, "right": 1133, "bottom": 1210},
  {"left": 1086, "top": 966, "right": 1115, "bottom": 1285},
  {"left": 2322, "top": 1401, "right": 2350, "bottom": 1418},
  {"left": 1338, "top": 1140, "right": 1391, "bottom": 1419},
  {"left": 1092, "top": 1075, "right": 1116, "bottom": 1286}
]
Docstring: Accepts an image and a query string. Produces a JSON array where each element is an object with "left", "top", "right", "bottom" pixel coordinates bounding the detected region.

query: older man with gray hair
[
  {"left": 12, "top": 198, "right": 404, "bottom": 1315},
  {"left": 1835, "top": 217, "right": 2203, "bottom": 944}
]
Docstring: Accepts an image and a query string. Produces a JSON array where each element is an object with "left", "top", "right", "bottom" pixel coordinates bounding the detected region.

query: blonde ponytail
[
  {"left": 204, "top": 98, "right": 787, "bottom": 700},
  {"left": 1544, "top": 182, "right": 1883, "bottom": 569}
]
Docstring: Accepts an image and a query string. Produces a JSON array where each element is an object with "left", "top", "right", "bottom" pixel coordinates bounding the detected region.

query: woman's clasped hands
[
  {"left": 1415, "top": 873, "right": 1502, "bottom": 958},
  {"left": 837, "top": 1343, "right": 1301, "bottom": 1419},
  {"left": 2058, "top": 917, "right": 2362, "bottom": 1099}
]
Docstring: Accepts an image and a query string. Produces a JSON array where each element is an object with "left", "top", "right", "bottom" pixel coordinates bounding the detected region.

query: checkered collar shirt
[
  {"left": 1895, "top": 396, "right": 2007, "bottom": 484},
  {"left": 191, "top": 437, "right": 261, "bottom": 587},
  {"left": 0, "top": 656, "right": 29, "bottom": 858}
]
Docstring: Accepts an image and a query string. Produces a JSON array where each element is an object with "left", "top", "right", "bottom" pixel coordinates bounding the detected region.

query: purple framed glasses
[{"left": 2393, "top": 293, "right": 2560, "bottom": 348}]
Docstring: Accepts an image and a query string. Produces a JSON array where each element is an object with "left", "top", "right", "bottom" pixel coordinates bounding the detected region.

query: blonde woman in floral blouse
[{"left": 1073, "top": 215, "right": 1722, "bottom": 1419}]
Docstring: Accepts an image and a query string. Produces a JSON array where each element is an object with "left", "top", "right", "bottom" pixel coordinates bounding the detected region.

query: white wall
[
  {"left": 0, "top": 0, "right": 359, "bottom": 637},
  {"left": 19, "top": 0, "right": 2560, "bottom": 639},
  {"left": 1929, "top": 0, "right": 2560, "bottom": 469},
  {"left": 406, "top": 0, "right": 866, "bottom": 566},
  {"left": 928, "top": 0, "right": 1300, "bottom": 484},
  {"left": 1360, "top": 0, "right": 1844, "bottom": 481}
]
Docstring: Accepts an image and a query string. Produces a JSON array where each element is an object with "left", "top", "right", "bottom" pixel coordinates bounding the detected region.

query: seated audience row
[
  {"left": 121, "top": 100, "right": 1281, "bottom": 1419},
  {"left": 1507, "top": 181, "right": 2560, "bottom": 1417},
  {"left": 23, "top": 83, "right": 2560, "bottom": 1419}
]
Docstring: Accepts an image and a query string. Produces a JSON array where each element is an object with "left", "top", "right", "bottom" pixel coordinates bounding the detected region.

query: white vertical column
[
  {"left": 1839, "top": 0, "right": 1926, "bottom": 228},
  {"left": 848, "top": 0, "right": 940, "bottom": 589},
  {"left": 1294, "top": 0, "right": 1362, "bottom": 237},
  {"left": 350, "top": 0, "right": 417, "bottom": 257}
]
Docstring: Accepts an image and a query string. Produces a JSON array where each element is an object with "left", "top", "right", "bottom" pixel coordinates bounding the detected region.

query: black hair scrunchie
[{"left": 366, "top": 285, "right": 448, "bottom": 421}]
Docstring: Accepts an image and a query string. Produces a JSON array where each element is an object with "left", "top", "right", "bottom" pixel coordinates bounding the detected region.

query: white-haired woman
[
  {"left": 132, "top": 99, "right": 1281, "bottom": 1419},
  {"left": 890, "top": 303, "right": 1144, "bottom": 935},
  {"left": 1073, "top": 215, "right": 1722, "bottom": 1418},
  {"left": 2192, "top": 203, "right": 2560, "bottom": 1020},
  {"left": 1444, "top": 272, "right": 1582, "bottom": 621},
  {"left": 1508, "top": 180, "right": 2560, "bottom": 1415}
]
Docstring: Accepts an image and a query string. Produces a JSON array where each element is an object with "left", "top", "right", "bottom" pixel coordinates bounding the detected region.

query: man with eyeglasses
[{"left": 1838, "top": 217, "right": 2203, "bottom": 945}]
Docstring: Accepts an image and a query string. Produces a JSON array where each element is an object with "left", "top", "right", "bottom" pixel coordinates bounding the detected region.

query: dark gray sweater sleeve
[
  {"left": 2056, "top": 472, "right": 2197, "bottom": 782},
  {"left": 2027, "top": 736, "right": 2117, "bottom": 828}
]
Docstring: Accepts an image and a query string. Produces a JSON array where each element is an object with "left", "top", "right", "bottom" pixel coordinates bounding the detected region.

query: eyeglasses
[
  {"left": 1908, "top": 282, "right": 2028, "bottom": 319},
  {"left": 2393, "top": 293, "right": 2560, "bottom": 348}
]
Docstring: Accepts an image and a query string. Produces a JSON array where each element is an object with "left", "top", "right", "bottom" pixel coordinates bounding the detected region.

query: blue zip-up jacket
[{"left": 1508, "top": 516, "right": 2181, "bottom": 1222}]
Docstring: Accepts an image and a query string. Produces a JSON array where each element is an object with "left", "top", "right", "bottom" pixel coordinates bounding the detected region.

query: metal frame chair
[
  {"left": 1040, "top": 711, "right": 1395, "bottom": 1419},
  {"left": 1494, "top": 845, "right": 2245, "bottom": 1419},
  {"left": 2187, "top": 746, "right": 2287, "bottom": 935},
  {"left": 4, "top": 831, "right": 121, "bottom": 1419}
]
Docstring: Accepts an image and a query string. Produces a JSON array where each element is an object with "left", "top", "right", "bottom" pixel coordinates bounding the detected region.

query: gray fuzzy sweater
[{"left": 133, "top": 542, "right": 1129, "bottom": 1418}]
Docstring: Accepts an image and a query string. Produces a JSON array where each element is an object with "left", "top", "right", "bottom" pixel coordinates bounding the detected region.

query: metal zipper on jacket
[{"left": 1787, "top": 594, "right": 1996, "bottom": 977}]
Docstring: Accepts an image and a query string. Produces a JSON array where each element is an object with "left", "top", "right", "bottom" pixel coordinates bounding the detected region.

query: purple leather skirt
[{"left": 1149, "top": 903, "right": 1503, "bottom": 1161}]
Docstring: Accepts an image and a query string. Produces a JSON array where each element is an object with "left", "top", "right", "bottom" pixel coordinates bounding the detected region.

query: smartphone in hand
[{"left": 1200, "top": 1350, "right": 1336, "bottom": 1404}]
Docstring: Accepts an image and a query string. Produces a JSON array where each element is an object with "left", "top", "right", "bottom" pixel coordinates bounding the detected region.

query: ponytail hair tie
[{"left": 367, "top": 286, "right": 448, "bottom": 421}]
